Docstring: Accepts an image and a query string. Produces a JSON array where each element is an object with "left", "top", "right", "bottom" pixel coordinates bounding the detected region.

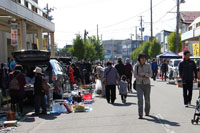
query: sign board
[
  {"left": 11, "top": 23, "right": 18, "bottom": 47},
  {"left": 193, "top": 43, "right": 199, "bottom": 56}
]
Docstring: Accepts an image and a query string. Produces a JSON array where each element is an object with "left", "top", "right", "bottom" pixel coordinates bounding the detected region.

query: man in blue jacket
[
  {"left": 151, "top": 58, "right": 158, "bottom": 81},
  {"left": 179, "top": 50, "right": 197, "bottom": 107}
]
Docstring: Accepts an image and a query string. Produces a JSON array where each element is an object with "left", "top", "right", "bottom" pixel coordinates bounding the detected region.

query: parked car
[
  {"left": 168, "top": 59, "right": 182, "bottom": 79},
  {"left": 12, "top": 50, "right": 68, "bottom": 102}
]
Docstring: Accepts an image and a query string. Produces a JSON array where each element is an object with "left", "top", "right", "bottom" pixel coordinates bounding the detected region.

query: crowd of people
[{"left": 0, "top": 50, "right": 198, "bottom": 119}]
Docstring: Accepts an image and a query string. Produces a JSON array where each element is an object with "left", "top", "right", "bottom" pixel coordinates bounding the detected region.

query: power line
[
  {"left": 154, "top": 5, "right": 177, "bottom": 23},
  {"left": 100, "top": 0, "right": 168, "bottom": 29}
]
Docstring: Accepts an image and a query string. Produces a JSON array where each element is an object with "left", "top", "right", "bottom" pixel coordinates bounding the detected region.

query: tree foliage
[
  {"left": 131, "top": 39, "right": 161, "bottom": 61},
  {"left": 168, "top": 32, "right": 182, "bottom": 53},
  {"left": 67, "top": 35, "right": 105, "bottom": 61},
  {"left": 148, "top": 39, "right": 161, "bottom": 59},
  {"left": 69, "top": 35, "right": 85, "bottom": 60}
]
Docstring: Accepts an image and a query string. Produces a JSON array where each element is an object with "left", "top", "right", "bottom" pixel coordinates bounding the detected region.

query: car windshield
[{"left": 174, "top": 60, "right": 181, "bottom": 67}]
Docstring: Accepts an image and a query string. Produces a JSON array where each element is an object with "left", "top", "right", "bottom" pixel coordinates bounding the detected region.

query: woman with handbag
[
  {"left": 134, "top": 53, "right": 152, "bottom": 119},
  {"left": 103, "top": 61, "right": 120, "bottom": 104}
]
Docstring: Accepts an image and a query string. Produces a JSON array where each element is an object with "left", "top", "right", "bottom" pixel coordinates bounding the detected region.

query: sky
[{"left": 38, "top": 0, "right": 200, "bottom": 48}]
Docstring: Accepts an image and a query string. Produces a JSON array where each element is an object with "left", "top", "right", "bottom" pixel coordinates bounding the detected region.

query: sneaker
[{"left": 185, "top": 104, "right": 188, "bottom": 108}]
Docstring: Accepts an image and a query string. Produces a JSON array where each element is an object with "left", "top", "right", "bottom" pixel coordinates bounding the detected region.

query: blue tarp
[{"left": 156, "top": 51, "right": 182, "bottom": 59}]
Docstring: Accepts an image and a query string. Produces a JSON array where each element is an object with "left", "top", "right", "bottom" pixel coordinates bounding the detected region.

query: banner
[
  {"left": 193, "top": 43, "right": 199, "bottom": 56},
  {"left": 11, "top": 23, "right": 18, "bottom": 47}
]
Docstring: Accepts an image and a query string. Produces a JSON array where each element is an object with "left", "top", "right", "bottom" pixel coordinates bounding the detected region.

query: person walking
[
  {"left": 103, "top": 61, "right": 120, "bottom": 104},
  {"left": 134, "top": 53, "right": 152, "bottom": 119},
  {"left": 161, "top": 60, "right": 168, "bottom": 81},
  {"left": 125, "top": 58, "right": 133, "bottom": 92},
  {"left": 10, "top": 59, "right": 16, "bottom": 72},
  {"left": 9, "top": 65, "right": 26, "bottom": 115},
  {"left": 115, "top": 58, "right": 125, "bottom": 78},
  {"left": 95, "top": 63, "right": 105, "bottom": 97},
  {"left": 33, "top": 67, "right": 47, "bottom": 116},
  {"left": 179, "top": 50, "right": 197, "bottom": 107},
  {"left": 118, "top": 75, "right": 128, "bottom": 104},
  {"left": 151, "top": 58, "right": 158, "bottom": 81}
]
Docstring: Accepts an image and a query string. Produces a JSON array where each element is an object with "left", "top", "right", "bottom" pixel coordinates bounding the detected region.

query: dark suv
[{"left": 12, "top": 50, "right": 68, "bottom": 101}]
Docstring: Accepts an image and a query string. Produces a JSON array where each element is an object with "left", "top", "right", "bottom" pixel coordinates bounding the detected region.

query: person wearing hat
[
  {"left": 134, "top": 53, "right": 152, "bottom": 119},
  {"left": 179, "top": 50, "right": 197, "bottom": 107},
  {"left": 9, "top": 65, "right": 26, "bottom": 115},
  {"left": 33, "top": 67, "right": 47, "bottom": 115}
]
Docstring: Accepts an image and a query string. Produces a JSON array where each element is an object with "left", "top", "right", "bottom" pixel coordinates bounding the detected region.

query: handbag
[{"left": 133, "top": 66, "right": 138, "bottom": 91}]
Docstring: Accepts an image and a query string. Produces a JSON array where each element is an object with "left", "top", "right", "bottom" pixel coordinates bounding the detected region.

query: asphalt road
[{"left": 14, "top": 80, "right": 200, "bottom": 133}]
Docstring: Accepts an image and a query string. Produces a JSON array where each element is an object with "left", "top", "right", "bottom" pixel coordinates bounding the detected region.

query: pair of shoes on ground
[
  {"left": 138, "top": 114, "right": 149, "bottom": 119},
  {"left": 122, "top": 99, "right": 126, "bottom": 104},
  {"left": 185, "top": 101, "right": 192, "bottom": 108}
]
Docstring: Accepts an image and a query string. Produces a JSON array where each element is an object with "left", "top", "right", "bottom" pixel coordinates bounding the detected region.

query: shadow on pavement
[
  {"left": 38, "top": 113, "right": 61, "bottom": 120},
  {"left": 112, "top": 102, "right": 136, "bottom": 107},
  {"left": 22, "top": 117, "right": 35, "bottom": 122},
  {"left": 144, "top": 115, "right": 181, "bottom": 127}
]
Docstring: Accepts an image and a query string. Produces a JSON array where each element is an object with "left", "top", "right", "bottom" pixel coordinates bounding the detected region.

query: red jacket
[{"left": 69, "top": 66, "right": 75, "bottom": 84}]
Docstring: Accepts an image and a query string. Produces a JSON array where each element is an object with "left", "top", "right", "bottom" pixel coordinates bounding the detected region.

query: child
[{"left": 118, "top": 75, "right": 128, "bottom": 103}]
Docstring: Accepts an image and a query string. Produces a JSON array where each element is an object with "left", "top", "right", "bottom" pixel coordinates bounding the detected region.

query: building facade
[
  {"left": 156, "top": 30, "right": 172, "bottom": 53},
  {"left": 102, "top": 39, "right": 142, "bottom": 62},
  {"left": 0, "top": 0, "right": 55, "bottom": 63}
]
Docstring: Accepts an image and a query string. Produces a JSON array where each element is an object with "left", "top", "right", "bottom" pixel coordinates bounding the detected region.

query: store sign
[
  {"left": 11, "top": 23, "right": 18, "bottom": 47},
  {"left": 193, "top": 43, "right": 199, "bottom": 56}
]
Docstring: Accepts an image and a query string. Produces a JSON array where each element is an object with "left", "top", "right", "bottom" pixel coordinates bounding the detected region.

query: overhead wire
[{"left": 99, "top": 0, "right": 168, "bottom": 30}]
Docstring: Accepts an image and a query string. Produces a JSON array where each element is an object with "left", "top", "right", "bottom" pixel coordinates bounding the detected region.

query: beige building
[{"left": 0, "top": 0, "right": 55, "bottom": 63}]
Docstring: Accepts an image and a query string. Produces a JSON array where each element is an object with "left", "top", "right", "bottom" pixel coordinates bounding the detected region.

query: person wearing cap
[
  {"left": 33, "top": 67, "right": 47, "bottom": 115},
  {"left": 103, "top": 61, "right": 120, "bottom": 104},
  {"left": 134, "top": 53, "right": 152, "bottom": 119},
  {"left": 179, "top": 50, "right": 197, "bottom": 107},
  {"left": 115, "top": 58, "right": 125, "bottom": 78},
  {"left": 9, "top": 65, "right": 26, "bottom": 115},
  {"left": 125, "top": 58, "right": 133, "bottom": 93}
]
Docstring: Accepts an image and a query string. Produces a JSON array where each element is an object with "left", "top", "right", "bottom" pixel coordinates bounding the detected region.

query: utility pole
[
  {"left": 135, "top": 26, "right": 138, "bottom": 41},
  {"left": 97, "top": 24, "right": 99, "bottom": 40},
  {"left": 139, "top": 16, "right": 144, "bottom": 41},
  {"left": 44, "top": 3, "right": 54, "bottom": 51},
  {"left": 84, "top": 29, "right": 88, "bottom": 41},
  {"left": 150, "top": 0, "right": 153, "bottom": 41},
  {"left": 176, "top": 0, "right": 180, "bottom": 53}
]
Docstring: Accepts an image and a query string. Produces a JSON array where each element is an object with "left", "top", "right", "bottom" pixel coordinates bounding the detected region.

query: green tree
[
  {"left": 168, "top": 32, "right": 182, "bottom": 53},
  {"left": 68, "top": 35, "right": 85, "bottom": 60},
  {"left": 88, "top": 36, "right": 105, "bottom": 61},
  {"left": 85, "top": 40, "right": 97, "bottom": 61},
  {"left": 148, "top": 39, "right": 161, "bottom": 59}
]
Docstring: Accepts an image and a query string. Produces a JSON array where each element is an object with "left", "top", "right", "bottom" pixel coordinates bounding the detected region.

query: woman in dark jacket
[
  {"left": 33, "top": 67, "right": 47, "bottom": 115},
  {"left": 9, "top": 65, "right": 26, "bottom": 114}
]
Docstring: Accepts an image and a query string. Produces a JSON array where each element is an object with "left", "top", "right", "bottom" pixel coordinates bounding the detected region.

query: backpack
[
  {"left": 42, "top": 78, "right": 50, "bottom": 94},
  {"left": 9, "top": 73, "right": 20, "bottom": 90}
]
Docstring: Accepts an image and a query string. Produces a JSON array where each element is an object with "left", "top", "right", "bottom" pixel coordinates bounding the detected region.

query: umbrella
[{"left": 156, "top": 51, "right": 182, "bottom": 59}]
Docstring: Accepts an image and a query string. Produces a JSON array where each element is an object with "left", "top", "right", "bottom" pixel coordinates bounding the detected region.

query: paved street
[{"left": 14, "top": 80, "right": 200, "bottom": 133}]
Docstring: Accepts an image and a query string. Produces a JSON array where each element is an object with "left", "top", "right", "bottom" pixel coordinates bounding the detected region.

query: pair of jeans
[
  {"left": 136, "top": 84, "right": 151, "bottom": 116},
  {"left": 34, "top": 95, "right": 47, "bottom": 114},
  {"left": 105, "top": 85, "right": 116, "bottom": 103},
  {"left": 182, "top": 80, "right": 193, "bottom": 105}
]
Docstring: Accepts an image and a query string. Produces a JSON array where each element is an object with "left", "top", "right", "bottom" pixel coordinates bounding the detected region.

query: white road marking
[{"left": 156, "top": 114, "right": 176, "bottom": 133}]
